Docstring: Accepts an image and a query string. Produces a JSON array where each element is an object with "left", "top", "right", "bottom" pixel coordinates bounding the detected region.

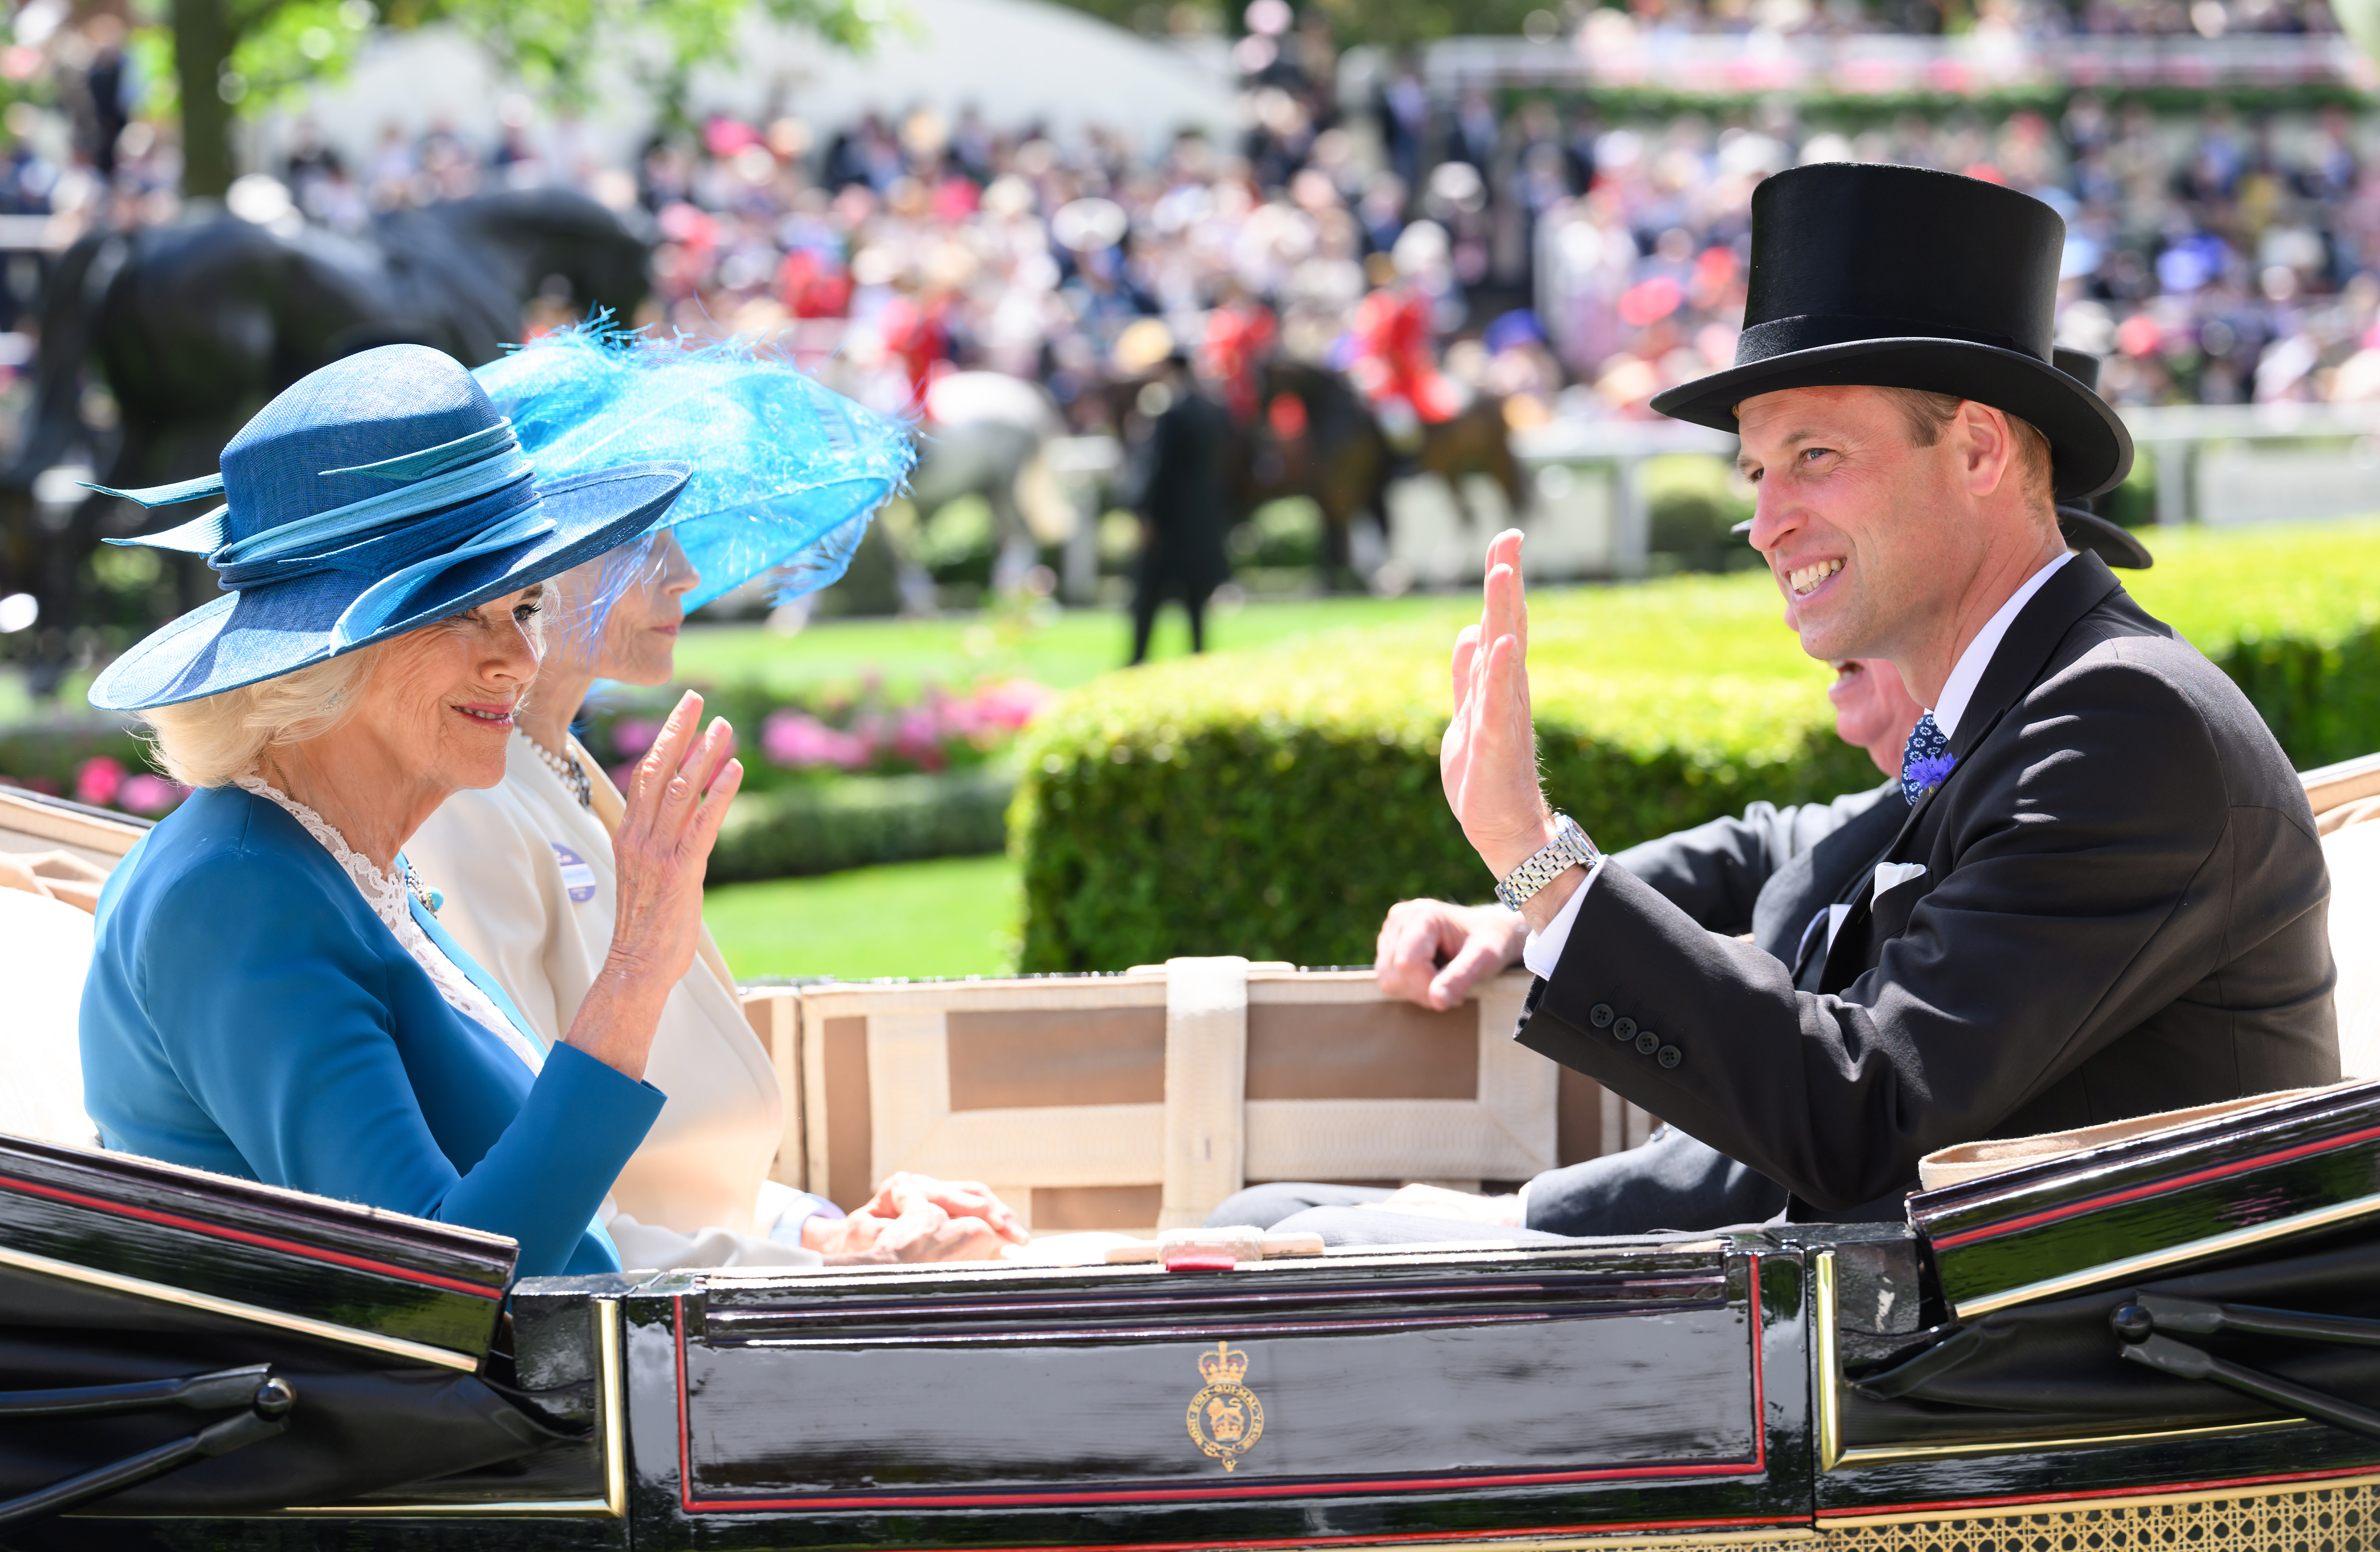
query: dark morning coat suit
[
  {"left": 1518, "top": 551, "right": 2340, "bottom": 1220},
  {"left": 1520, "top": 784, "right": 1906, "bottom": 1234}
]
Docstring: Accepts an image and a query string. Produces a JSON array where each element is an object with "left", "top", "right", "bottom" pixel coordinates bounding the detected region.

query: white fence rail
[{"left": 1411, "top": 31, "right": 2375, "bottom": 99}]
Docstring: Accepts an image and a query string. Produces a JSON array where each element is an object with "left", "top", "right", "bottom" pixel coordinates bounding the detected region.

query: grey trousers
[{"left": 1204, "top": 1126, "right": 1788, "bottom": 1246}]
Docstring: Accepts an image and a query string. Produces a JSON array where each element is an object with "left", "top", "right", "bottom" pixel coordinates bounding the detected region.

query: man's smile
[{"left": 1785, "top": 557, "right": 1845, "bottom": 597}]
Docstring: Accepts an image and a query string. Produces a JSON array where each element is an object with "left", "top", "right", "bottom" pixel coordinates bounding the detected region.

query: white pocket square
[{"left": 1873, "top": 861, "right": 1928, "bottom": 898}]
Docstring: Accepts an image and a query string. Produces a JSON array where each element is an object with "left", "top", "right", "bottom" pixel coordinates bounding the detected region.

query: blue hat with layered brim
[{"left": 87, "top": 344, "right": 691, "bottom": 712}]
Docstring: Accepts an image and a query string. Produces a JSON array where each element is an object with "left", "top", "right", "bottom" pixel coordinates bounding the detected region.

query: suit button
[
  {"left": 1658, "top": 1044, "right": 1683, "bottom": 1069},
  {"left": 1635, "top": 1031, "right": 1660, "bottom": 1056},
  {"left": 1613, "top": 1016, "right": 1637, "bottom": 1041},
  {"left": 1589, "top": 1003, "right": 1615, "bottom": 1028}
]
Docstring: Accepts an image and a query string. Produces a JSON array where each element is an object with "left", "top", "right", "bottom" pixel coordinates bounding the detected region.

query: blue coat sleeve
[{"left": 137, "top": 846, "right": 664, "bottom": 1278}]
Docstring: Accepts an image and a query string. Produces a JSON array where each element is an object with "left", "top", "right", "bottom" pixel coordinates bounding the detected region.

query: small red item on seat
[{"left": 1161, "top": 1250, "right": 1241, "bottom": 1272}]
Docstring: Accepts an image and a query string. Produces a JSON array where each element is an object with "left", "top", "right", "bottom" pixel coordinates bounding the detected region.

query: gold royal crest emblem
[{"left": 1185, "top": 1340, "right": 1264, "bottom": 1471}]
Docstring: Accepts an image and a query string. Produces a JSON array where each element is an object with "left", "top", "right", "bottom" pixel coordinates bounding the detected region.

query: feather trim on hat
[{"left": 473, "top": 315, "right": 917, "bottom": 613}]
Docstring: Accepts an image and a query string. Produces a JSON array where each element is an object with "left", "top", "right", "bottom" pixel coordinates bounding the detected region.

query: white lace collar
[{"left": 236, "top": 774, "right": 544, "bottom": 1074}]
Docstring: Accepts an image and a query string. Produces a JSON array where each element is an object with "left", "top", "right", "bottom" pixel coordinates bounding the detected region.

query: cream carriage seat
[
  {"left": 0, "top": 789, "right": 147, "bottom": 1152},
  {"left": 2308, "top": 750, "right": 2380, "bottom": 1079},
  {"left": 0, "top": 887, "right": 101, "bottom": 1149}
]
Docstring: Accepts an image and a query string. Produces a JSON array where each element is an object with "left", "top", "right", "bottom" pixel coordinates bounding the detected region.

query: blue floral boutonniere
[
  {"left": 1901, "top": 711, "right": 1955, "bottom": 806},
  {"left": 1901, "top": 750, "right": 1957, "bottom": 806}
]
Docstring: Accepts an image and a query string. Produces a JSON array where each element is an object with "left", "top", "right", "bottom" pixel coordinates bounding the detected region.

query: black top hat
[
  {"left": 1651, "top": 164, "right": 2134, "bottom": 500},
  {"left": 2049, "top": 348, "right": 2151, "bottom": 569}
]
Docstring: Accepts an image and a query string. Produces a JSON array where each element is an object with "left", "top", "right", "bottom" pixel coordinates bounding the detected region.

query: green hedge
[
  {"left": 1014, "top": 520, "right": 2380, "bottom": 972},
  {"left": 711, "top": 767, "right": 1014, "bottom": 883}
]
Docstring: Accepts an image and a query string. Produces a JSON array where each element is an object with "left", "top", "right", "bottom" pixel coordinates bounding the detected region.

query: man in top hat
[
  {"left": 1425, "top": 165, "right": 2332, "bottom": 1228},
  {"left": 1206, "top": 340, "right": 2176, "bottom": 1244}
]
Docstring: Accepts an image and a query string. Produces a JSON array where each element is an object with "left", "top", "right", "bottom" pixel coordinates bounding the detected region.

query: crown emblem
[
  {"left": 1197, "top": 1342, "right": 1248, "bottom": 1386},
  {"left": 1186, "top": 1341, "right": 1264, "bottom": 1470}
]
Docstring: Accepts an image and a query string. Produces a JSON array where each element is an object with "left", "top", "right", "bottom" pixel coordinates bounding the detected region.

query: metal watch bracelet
[{"left": 1494, "top": 814, "right": 1600, "bottom": 913}]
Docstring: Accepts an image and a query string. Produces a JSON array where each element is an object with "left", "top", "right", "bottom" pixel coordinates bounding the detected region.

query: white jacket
[{"left": 406, "top": 735, "right": 826, "bottom": 1271}]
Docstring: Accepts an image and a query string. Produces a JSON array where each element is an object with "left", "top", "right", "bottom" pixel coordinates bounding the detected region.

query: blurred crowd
[
  {"left": 596, "top": 74, "right": 2380, "bottom": 421},
  {"left": 1565, "top": 0, "right": 2338, "bottom": 37},
  {"left": 1541, "top": 97, "right": 2380, "bottom": 412},
  {"left": 5, "top": 0, "right": 2380, "bottom": 426}
]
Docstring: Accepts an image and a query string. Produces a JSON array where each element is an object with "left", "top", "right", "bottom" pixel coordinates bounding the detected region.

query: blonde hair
[
  {"left": 143, "top": 644, "right": 383, "bottom": 789},
  {"left": 1875, "top": 387, "right": 2055, "bottom": 512}
]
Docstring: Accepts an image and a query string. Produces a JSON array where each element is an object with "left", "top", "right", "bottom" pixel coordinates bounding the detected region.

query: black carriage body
[
  {"left": 616, "top": 1239, "right": 1809, "bottom": 1550},
  {"left": 17, "top": 1090, "right": 2380, "bottom": 1551}
]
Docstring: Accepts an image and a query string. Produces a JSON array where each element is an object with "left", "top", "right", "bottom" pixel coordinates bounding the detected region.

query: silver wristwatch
[{"left": 1494, "top": 814, "right": 1600, "bottom": 912}]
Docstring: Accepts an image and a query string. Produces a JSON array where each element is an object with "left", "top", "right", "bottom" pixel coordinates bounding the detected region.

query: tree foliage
[{"left": 142, "top": 0, "right": 887, "bottom": 197}]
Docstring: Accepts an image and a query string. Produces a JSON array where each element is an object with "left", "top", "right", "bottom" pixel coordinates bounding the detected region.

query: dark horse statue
[
  {"left": 1, "top": 189, "right": 648, "bottom": 687},
  {"left": 1239, "top": 359, "right": 1525, "bottom": 583}
]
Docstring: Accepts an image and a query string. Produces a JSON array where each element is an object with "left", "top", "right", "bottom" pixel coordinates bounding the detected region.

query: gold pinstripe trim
[{"left": 0, "top": 1241, "right": 479, "bottom": 1371}]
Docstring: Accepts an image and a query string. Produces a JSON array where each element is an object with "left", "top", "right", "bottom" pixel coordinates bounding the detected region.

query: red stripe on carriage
[
  {"left": 0, "top": 1170, "right": 505, "bottom": 1300},
  {"left": 1926, "top": 1122, "right": 2380, "bottom": 1251},
  {"left": 674, "top": 1256, "right": 1774, "bottom": 1515}
]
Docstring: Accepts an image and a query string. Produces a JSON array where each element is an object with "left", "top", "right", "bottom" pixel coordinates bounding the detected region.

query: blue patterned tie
[{"left": 1901, "top": 712, "right": 1954, "bottom": 806}]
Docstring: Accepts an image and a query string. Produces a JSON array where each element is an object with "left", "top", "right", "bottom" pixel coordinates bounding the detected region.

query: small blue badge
[{"left": 551, "top": 842, "right": 598, "bottom": 904}]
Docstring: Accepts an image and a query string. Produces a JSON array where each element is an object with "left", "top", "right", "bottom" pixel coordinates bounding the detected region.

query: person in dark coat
[
  {"left": 1238, "top": 165, "right": 2338, "bottom": 1247},
  {"left": 1122, "top": 351, "right": 1233, "bottom": 666}
]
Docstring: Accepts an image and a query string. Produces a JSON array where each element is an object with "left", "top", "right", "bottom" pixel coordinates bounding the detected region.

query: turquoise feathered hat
[{"left": 471, "top": 320, "right": 916, "bottom": 614}]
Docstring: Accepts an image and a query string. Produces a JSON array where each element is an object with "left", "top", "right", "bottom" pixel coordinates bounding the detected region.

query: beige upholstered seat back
[
  {"left": 2320, "top": 822, "right": 2380, "bottom": 1079},
  {"left": 745, "top": 962, "right": 1657, "bottom": 1234},
  {"left": 0, "top": 789, "right": 145, "bottom": 915},
  {"left": 2307, "top": 751, "right": 2380, "bottom": 1080},
  {"left": 0, "top": 791, "right": 142, "bottom": 1152},
  {"left": 0, "top": 888, "right": 100, "bottom": 1150}
]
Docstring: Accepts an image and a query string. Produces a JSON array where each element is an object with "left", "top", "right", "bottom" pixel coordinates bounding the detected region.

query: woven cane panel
[{"left": 1808, "top": 1482, "right": 2380, "bottom": 1552}]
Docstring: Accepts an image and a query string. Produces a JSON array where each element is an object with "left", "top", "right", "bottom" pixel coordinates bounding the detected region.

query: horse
[
  {"left": 909, "top": 370, "right": 1071, "bottom": 594},
  {"left": 1242, "top": 360, "right": 1525, "bottom": 585},
  {"left": 1, "top": 189, "right": 648, "bottom": 685}
]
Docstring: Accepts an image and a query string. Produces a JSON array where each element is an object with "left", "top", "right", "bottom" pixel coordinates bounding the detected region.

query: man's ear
[{"left": 1954, "top": 400, "right": 2017, "bottom": 498}]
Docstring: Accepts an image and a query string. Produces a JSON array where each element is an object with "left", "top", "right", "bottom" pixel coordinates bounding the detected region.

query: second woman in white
[{"left": 405, "top": 535, "right": 1025, "bottom": 1268}]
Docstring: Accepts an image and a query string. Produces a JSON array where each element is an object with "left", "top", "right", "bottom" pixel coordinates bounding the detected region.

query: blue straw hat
[{"left": 87, "top": 345, "right": 691, "bottom": 712}]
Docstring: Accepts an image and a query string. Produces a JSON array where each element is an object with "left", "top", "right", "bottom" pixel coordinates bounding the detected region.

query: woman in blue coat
[{"left": 78, "top": 344, "right": 740, "bottom": 1280}]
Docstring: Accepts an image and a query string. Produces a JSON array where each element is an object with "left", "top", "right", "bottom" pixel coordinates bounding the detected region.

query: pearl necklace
[{"left": 519, "top": 727, "right": 593, "bottom": 811}]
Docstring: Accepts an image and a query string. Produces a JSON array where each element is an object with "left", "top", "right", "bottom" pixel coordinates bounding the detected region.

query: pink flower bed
[
  {"left": 758, "top": 678, "right": 1052, "bottom": 777},
  {"left": 67, "top": 757, "right": 190, "bottom": 817}
]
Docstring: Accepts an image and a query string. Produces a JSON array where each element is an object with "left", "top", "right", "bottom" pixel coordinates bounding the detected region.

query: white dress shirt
[{"left": 1520, "top": 549, "right": 2076, "bottom": 982}]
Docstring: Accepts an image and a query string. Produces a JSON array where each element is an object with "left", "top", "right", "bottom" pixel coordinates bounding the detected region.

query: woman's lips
[{"left": 453, "top": 703, "right": 515, "bottom": 729}]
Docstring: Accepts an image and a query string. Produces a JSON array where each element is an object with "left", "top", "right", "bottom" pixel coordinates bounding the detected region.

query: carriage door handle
[
  {"left": 0, "top": 1367, "right": 296, "bottom": 1527},
  {"left": 2112, "top": 1301, "right": 2380, "bottom": 1441}
]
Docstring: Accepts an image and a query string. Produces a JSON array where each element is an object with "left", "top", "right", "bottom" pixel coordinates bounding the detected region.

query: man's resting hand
[{"left": 1375, "top": 898, "right": 1526, "bottom": 1010}]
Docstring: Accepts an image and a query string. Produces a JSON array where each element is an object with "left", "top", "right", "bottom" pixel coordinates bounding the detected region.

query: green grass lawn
[{"left": 706, "top": 853, "right": 1022, "bottom": 980}]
